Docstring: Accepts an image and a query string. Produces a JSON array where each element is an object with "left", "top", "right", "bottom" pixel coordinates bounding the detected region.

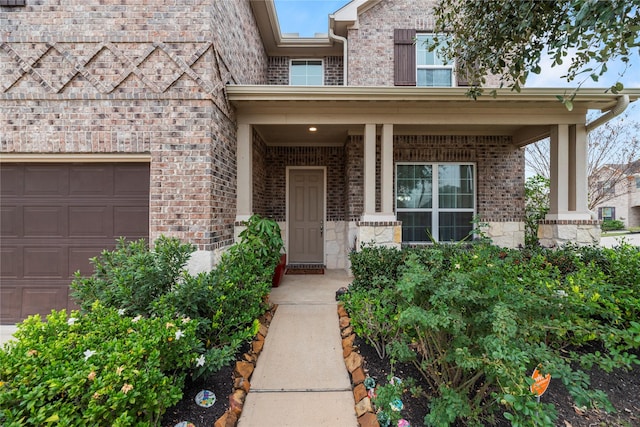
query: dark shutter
[
  {"left": 598, "top": 207, "right": 602, "bottom": 220},
  {"left": 394, "top": 29, "right": 416, "bottom": 86},
  {"left": 611, "top": 207, "right": 616, "bottom": 220},
  {"left": 0, "top": 0, "right": 26, "bottom": 6}
]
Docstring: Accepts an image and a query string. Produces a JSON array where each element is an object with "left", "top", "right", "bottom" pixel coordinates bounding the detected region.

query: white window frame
[
  {"left": 396, "top": 162, "right": 476, "bottom": 243},
  {"left": 415, "top": 34, "right": 455, "bottom": 87},
  {"left": 289, "top": 59, "right": 324, "bottom": 86}
]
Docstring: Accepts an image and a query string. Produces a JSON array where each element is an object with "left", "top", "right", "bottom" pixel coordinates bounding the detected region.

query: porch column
[
  {"left": 571, "top": 124, "right": 590, "bottom": 215},
  {"left": 362, "top": 123, "right": 377, "bottom": 221},
  {"left": 539, "top": 123, "right": 598, "bottom": 247},
  {"left": 546, "top": 124, "right": 591, "bottom": 220},
  {"left": 236, "top": 123, "right": 252, "bottom": 222},
  {"left": 380, "top": 124, "right": 396, "bottom": 219}
]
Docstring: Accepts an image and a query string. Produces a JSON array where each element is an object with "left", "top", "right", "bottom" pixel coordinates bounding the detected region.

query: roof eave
[{"left": 227, "top": 85, "right": 640, "bottom": 110}]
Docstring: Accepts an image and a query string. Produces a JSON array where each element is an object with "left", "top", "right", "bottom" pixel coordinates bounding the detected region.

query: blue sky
[{"left": 274, "top": 0, "right": 640, "bottom": 120}]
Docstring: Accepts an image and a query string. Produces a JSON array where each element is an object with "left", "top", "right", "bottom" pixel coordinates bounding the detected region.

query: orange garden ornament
[{"left": 530, "top": 365, "right": 551, "bottom": 401}]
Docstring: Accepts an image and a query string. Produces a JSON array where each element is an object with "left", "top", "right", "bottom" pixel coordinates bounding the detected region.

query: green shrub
[
  {"left": 0, "top": 304, "right": 200, "bottom": 426},
  {"left": 345, "top": 243, "right": 639, "bottom": 427},
  {"left": 601, "top": 219, "right": 625, "bottom": 231},
  {"left": 349, "top": 244, "right": 406, "bottom": 290},
  {"left": 238, "top": 214, "right": 284, "bottom": 270},
  {"left": 340, "top": 286, "right": 400, "bottom": 359},
  {"left": 70, "top": 236, "right": 195, "bottom": 315}
]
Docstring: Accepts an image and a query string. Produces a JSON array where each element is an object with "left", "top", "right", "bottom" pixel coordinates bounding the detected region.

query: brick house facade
[{"left": 1, "top": 0, "right": 638, "bottom": 322}]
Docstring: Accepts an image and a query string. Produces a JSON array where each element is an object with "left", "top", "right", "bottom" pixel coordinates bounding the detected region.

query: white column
[
  {"left": 379, "top": 124, "right": 396, "bottom": 220},
  {"left": 236, "top": 123, "right": 252, "bottom": 222},
  {"left": 362, "top": 124, "right": 377, "bottom": 221},
  {"left": 573, "top": 124, "right": 590, "bottom": 216},
  {"left": 547, "top": 124, "right": 590, "bottom": 220}
]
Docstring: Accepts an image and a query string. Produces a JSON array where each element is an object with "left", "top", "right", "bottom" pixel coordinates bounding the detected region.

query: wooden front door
[{"left": 288, "top": 169, "right": 324, "bottom": 264}]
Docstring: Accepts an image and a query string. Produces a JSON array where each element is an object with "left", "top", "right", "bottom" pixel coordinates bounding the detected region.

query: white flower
[
  {"left": 132, "top": 315, "right": 142, "bottom": 323},
  {"left": 83, "top": 349, "right": 96, "bottom": 361},
  {"left": 196, "top": 354, "right": 206, "bottom": 367},
  {"left": 117, "top": 309, "right": 126, "bottom": 315},
  {"left": 182, "top": 317, "right": 191, "bottom": 324},
  {"left": 67, "top": 317, "right": 78, "bottom": 326},
  {"left": 454, "top": 263, "right": 461, "bottom": 269},
  {"left": 175, "top": 330, "right": 185, "bottom": 341}
]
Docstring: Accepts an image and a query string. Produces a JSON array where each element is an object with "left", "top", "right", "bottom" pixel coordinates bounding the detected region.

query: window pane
[
  {"left": 396, "top": 165, "right": 432, "bottom": 208},
  {"left": 290, "top": 60, "right": 323, "bottom": 86},
  {"left": 417, "top": 69, "right": 452, "bottom": 87},
  {"left": 439, "top": 212, "right": 474, "bottom": 242},
  {"left": 416, "top": 35, "right": 449, "bottom": 66},
  {"left": 398, "top": 211, "right": 432, "bottom": 242},
  {"left": 438, "top": 165, "right": 474, "bottom": 208}
]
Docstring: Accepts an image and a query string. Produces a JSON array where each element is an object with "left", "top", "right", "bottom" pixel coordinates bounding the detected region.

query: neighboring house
[
  {"left": 1, "top": 0, "right": 639, "bottom": 322},
  {"left": 592, "top": 160, "right": 640, "bottom": 228}
]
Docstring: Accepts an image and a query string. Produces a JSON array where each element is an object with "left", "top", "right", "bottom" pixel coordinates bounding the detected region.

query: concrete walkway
[
  {"left": 238, "top": 269, "right": 358, "bottom": 427},
  {"left": 0, "top": 324, "right": 18, "bottom": 346}
]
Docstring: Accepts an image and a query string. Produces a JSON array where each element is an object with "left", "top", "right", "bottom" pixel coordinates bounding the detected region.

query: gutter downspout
[
  {"left": 585, "top": 94, "right": 629, "bottom": 132},
  {"left": 329, "top": 28, "right": 348, "bottom": 86}
]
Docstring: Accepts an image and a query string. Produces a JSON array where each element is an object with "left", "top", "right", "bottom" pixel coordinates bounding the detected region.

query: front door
[{"left": 288, "top": 169, "right": 324, "bottom": 264}]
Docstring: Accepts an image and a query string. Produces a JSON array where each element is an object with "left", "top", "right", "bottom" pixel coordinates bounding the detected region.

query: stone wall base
[
  {"left": 356, "top": 221, "right": 402, "bottom": 250},
  {"left": 538, "top": 220, "right": 601, "bottom": 247},
  {"left": 485, "top": 221, "right": 525, "bottom": 248}
]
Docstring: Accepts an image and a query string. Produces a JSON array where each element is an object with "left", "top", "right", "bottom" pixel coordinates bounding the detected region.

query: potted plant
[{"left": 239, "top": 214, "right": 286, "bottom": 287}]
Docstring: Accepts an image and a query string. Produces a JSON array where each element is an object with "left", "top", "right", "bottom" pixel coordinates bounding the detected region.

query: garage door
[{"left": 0, "top": 163, "right": 150, "bottom": 324}]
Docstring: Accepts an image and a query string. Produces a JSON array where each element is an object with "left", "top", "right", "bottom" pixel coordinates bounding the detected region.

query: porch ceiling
[{"left": 229, "top": 86, "right": 640, "bottom": 146}]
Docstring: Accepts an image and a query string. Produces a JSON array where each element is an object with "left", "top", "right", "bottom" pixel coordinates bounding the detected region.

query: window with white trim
[
  {"left": 290, "top": 59, "right": 323, "bottom": 86},
  {"left": 396, "top": 163, "right": 475, "bottom": 243},
  {"left": 416, "top": 34, "right": 454, "bottom": 87}
]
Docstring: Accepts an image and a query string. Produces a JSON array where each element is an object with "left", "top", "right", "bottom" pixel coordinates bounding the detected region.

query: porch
[{"left": 229, "top": 86, "right": 635, "bottom": 268}]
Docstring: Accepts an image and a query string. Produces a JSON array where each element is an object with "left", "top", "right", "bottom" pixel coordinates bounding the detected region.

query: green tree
[
  {"left": 432, "top": 0, "right": 640, "bottom": 105},
  {"left": 525, "top": 175, "right": 550, "bottom": 247}
]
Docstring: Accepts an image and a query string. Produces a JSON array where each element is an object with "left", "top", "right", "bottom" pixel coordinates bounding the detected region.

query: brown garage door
[{"left": 0, "top": 163, "right": 149, "bottom": 324}]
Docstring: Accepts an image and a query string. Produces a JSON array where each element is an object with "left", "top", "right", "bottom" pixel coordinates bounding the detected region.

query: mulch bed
[{"left": 354, "top": 335, "right": 640, "bottom": 427}]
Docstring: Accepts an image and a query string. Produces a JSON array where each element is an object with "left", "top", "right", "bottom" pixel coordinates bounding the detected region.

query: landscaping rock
[
  {"left": 351, "top": 367, "right": 366, "bottom": 385},
  {"left": 235, "top": 360, "right": 254, "bottom": 380},
  {"left": 353, "top": 383, "right": 368, "bottom": 402},
  {"left": 358, "top": 412, "right": 380, "bottom": 427},
  {"left": 345, "top": 351, "right": 363, "bottom": 373},
  {"left": 355, "top": 397, "right": 373, "bottom": 417},
  {"left": 229, "top": 389, "right": 246, "bottom": 416}
]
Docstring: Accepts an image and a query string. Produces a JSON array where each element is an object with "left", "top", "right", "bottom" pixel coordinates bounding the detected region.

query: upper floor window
[
  {"left": 636, "top": 176, "right": 640, "bottom": 189},
  {"left": 416, "top": 34, "right": 454, "bottom": 87},
  {"left": 290, "top": 60, "right": 323, "bottom": 86}
]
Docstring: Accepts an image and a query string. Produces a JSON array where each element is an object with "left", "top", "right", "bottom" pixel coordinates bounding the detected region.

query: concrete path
[
  {"left": 0, "top": 324, "right": 18, "bottom": 347},
  {"left": 238, "top": 269, "right": 357, "bottom": 427},
  {"left": 600, "top": 233, "right": 640, "bottom": 248}
]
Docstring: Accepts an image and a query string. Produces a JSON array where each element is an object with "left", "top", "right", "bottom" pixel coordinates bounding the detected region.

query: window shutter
[
  {"left": 598, "top": 207, "right": 602, "bottom": 220},
  {"left": 611, "top": 207, "right": 616, "bottom": 220},
  {"left": 394, "top": 29, "right": 416, "bottom": 86}
]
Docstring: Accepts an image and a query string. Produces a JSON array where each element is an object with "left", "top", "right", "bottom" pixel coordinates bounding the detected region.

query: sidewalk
[
  {"left": 238, "top": 269, "right": 357, "bottom": 427},
  {"left": 0, "top": 324, "right": 17, "bottom": 346}
]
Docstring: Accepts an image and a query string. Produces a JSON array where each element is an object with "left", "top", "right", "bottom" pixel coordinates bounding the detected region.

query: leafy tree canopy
[{"left": 432, "top": 0, "right": 640, "bottom": 105}]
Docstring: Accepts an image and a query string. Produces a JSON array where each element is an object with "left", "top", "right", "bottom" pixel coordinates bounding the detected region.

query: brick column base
[{"left": 538, "top": 219, "right": 601, "bottom": 247}]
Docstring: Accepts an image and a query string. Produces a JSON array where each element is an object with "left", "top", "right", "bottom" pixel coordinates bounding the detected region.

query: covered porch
[{"left": 228, "top": 86, "right": 637, "bottom": 269}]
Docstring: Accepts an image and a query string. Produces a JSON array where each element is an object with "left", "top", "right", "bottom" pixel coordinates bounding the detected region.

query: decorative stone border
[
  {"left": 338, "top": 302, "right": 380, "bottom": 427},
  {"left": 214, "top": 303, "right": 277, "bottom": 427}
]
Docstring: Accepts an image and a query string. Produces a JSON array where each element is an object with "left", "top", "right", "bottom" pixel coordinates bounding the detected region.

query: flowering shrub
[
  {"left": 345, "top": 242, "right": 640, "bottom": 427},
  {"left": 0, "top": 304, "right": 200, "bottom": 426}
]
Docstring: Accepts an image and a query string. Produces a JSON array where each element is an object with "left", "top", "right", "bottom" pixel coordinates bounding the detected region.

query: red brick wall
[{"left": 1, "top": 0, "right": 268, "bottom": 251}]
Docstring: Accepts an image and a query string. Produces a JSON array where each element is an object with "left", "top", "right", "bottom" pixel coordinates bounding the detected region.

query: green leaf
[{"left": 45, "top": 414, "right": 59, "bottom": 423}]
